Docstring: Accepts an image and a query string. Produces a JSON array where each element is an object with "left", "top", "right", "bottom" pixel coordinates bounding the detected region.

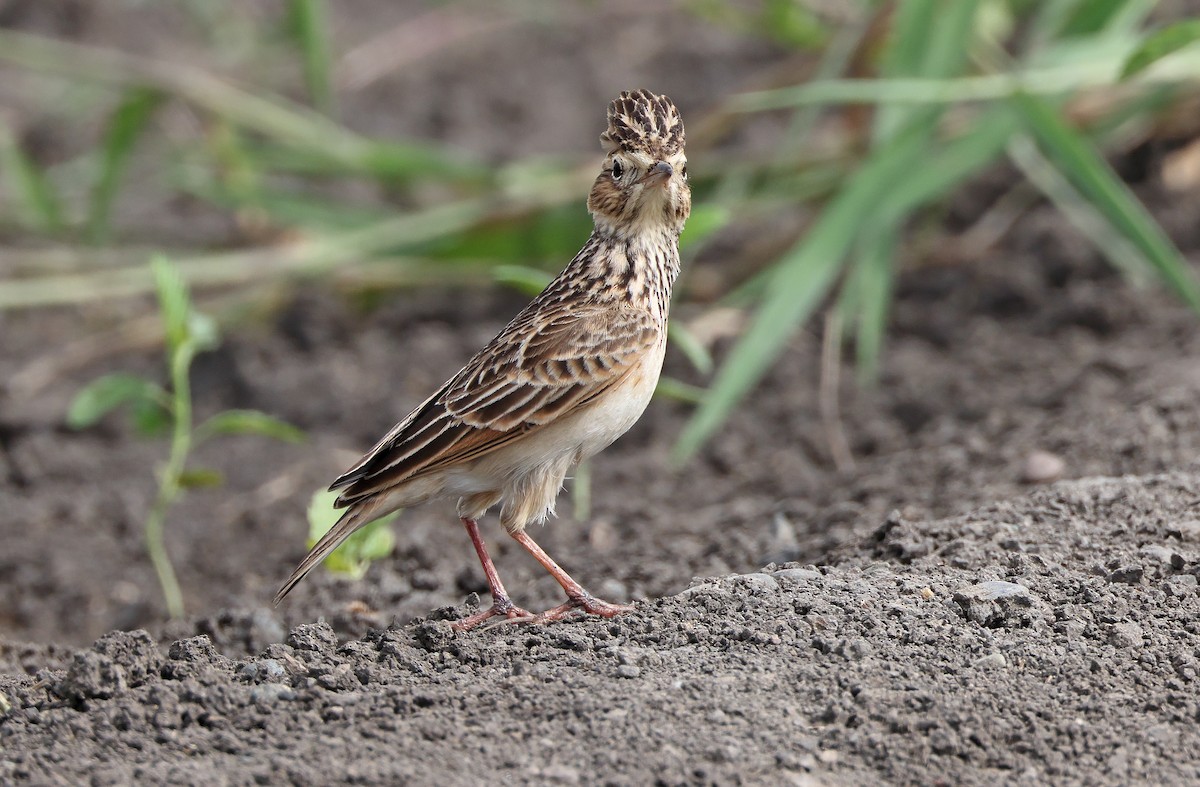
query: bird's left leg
[
  {"left": 452, "top": 517, "right": 533, "bottom": 630},
  {"left": 510, "top": 530, "right": 634, "bottom": 622}
]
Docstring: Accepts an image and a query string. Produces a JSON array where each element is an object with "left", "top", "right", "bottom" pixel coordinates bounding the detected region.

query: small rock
[
  {"left": 954, "top": 582, "right": 1036, "bottom": 628},
  {"left": 287, "top": 622, "right": 339, "bottom": 653},
  {"left": 615, "top": 665, "right": 641, "bottom": 679},
  {"left": 960, "top": 581, "right": 1031, "bottom": 601},
  {"left": 317, "top": 664, "right": 359, "bottom": 691},
  {"left": 675, "top": 582, "right": 718, "bottom": 598},
  {"left": 735, "top": 573, "right": 779, "bottom": 593},
  {"left": 1021, "top": 451, "right": 1064, "bottom": 484},
  {"left": 168, "top": 636, "right": 219, "bottom": 664},
  {"left": 1107, "top": 566, "right": 1144, "bottom": 585},
  {"left": 1108, "top": 622, "right": 1144, "bottom": 649},
  {"left": 250, "top": 682, "right": 297, "bottom": 704},
  {"left": 1173, "top": 520, "right": 1200, "bottom": 541},
  {"left": 973, "top": 652, "right": 1008, "bottom": 670},
  {"left": 258, "top": 659, "right": 286, "bottom": 680},
  {"left": 773, "top": 568, "right": 822, "bottom": 583}
]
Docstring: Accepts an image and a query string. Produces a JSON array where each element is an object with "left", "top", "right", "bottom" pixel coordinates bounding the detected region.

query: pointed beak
[{"left": 641, "top": 161, "right": 673, "bottom": 187}]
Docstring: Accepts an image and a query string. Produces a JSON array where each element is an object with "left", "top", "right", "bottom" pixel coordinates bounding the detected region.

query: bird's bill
[{"left": 640, "top": 160, "right": 674, "bottom": 187}]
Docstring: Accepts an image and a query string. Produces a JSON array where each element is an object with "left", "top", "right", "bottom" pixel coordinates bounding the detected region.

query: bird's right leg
[{"left": 452, "top": 517, "right": 532, "bottom": 630}]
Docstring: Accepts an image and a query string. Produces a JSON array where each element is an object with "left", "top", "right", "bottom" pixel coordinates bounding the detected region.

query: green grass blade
[
  {"left": 286, "top": 0, "right": 336, "bottom": 116},
  {"left": 1012, "top": 92, "right": 1200, "bottom": 311},
  {"left": 667, "top": 321, "right": 714, "bottom": 376},
  {"left": 88, "top": 88, "right": 162, "bottom": 243},
  {"left": 874, "top": 0, "right": 979, "bottom": 142},
  {"left": 1120, "top": 20, "right": 1200, "bottom": 79},
  {"left": 493, "top": 265, "right": 552, "bottom": 297},
  {"left": 875, "top": 107, "right": 1019, "bottom": 224},
  {"left": 0, "top": 123, "right": 63, "bottom": 233},
  {"left": 1059, "top": 0, "right": 1145, "bottom": 37},
  {"left": 1007, "top": 133, "right": 1151, "bottom": 283},
  {"left": 674, "top": 124, "right": 928, "bottom": 462},
  {"left": 850, "top": 226, "right": 898, "bottom": 385}
]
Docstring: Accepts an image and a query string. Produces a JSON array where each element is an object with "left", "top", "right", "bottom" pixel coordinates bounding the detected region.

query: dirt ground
[{"left": 4, "top": 3, "right": 1200, "bottom": 786}]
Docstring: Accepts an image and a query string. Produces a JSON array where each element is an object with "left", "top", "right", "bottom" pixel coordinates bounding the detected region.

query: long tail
[{"left": 273, "top": 497, "right": 384, "bottom": 605}]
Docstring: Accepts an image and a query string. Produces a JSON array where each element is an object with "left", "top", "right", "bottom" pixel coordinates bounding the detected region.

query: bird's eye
[
  {"left": 611, "top": 159, "right": 624, "bottom": 180},
  {"left": 681, "top": 164, "right": 688, "bottom": 180}
]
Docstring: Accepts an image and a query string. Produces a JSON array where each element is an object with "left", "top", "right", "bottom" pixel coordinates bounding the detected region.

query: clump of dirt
[{"left": 3, "top": 474, "right": 1199, "bottom": 785}]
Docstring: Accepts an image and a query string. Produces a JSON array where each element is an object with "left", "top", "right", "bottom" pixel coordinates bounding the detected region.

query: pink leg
[
  {"left": 510, "top": 530, "right": 634, "bottom": 622},
  {"left": 453, "top": 517, "right": 532, "bottom": 630}
]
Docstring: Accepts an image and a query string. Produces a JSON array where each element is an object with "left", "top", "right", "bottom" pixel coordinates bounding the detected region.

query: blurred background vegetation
[{"left": 3, "top": 0, "right": 1200, "bottom": 460}]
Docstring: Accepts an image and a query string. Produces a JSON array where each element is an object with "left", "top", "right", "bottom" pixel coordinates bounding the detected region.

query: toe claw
[{"left": 451, "top": 600, "right": 534, "bottom": 631}]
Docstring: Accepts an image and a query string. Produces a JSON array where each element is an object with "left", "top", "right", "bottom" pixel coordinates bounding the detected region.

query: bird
[{"left": 275, "top": 89, "right": 691, "bottom": 629}]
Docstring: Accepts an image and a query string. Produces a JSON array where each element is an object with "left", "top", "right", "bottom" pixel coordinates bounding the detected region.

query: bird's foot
[
  {"left": 531, "top": 593, "right": 635, "bottom": 624},
  {"left": 451, "top": 597, "right": 534, "bottom": 631}
]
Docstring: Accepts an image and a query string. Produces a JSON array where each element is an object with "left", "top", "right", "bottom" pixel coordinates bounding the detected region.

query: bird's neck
[{"left": 561, "top": 227, "right": 680, "bottom": 324}]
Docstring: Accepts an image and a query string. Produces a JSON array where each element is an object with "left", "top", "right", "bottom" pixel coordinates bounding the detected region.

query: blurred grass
[{"left": 2, "top": 0, "right": 1200, "bottom": 461}]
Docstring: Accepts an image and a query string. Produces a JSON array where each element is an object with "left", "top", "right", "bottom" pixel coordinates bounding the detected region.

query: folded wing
[{"left": 330, "top": 305, "right": 659, "bottom": 506}]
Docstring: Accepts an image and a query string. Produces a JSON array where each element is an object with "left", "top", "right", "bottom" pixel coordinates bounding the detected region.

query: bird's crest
[{"left": 600, "top": 89, "right": 685, "bottom": 158}]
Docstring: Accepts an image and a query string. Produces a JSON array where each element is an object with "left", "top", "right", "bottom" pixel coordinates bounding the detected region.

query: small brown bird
[{"left": 276, "top": 90, "right": 690, "bottom": 629}]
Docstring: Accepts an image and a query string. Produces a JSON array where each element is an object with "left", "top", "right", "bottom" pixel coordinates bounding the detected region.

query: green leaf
[
  {"left": 666, "top": 321, "right": 714, "bottom": 376},
  {"left": 0, "top": 123, "right": 63, "bottom": 233},
  {"left": 195, "top": 409, "right": 306, "bottom": 444},
  {"left": 1120, "top": 20, "right": 1200, "bottom": 79},
  {"left": 151, "top": 254, "right": 191, "bottom": 355},
  {"left": 177, "top": 467, "right": 224, "bottom": 488},
  {"left": 67, "top": 374, "right": 165, "bottom": 429},
  {"left": 285, "top": 0, "right": 335, "bottom": 116},
  {"left": 1012, "top": 92, "right": 1200, "bottom": 312},
  {"left": 131, "top": 396, "right": 173, "bottom": 437},
  {"left": 87, "top": 88, "right": 163, "bottom": 243},
  {"left": 306, "top": 490, "right": 397, "bottom": 579}
]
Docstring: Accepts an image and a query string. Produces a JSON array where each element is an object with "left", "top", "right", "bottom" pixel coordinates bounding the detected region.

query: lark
[{"left": 276, "top": 90, "right": 690, "bottom": 629}]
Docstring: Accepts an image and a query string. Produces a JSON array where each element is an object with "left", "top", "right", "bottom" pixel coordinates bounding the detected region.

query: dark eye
[
  {"left": 681, "top": 164, "right": 688, "bottom": 180},
  {"left": 611, "top": 159, "right": 624, "bottom": 180}
]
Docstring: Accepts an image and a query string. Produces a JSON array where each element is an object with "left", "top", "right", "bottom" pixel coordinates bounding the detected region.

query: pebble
[
  {"left": 735, "top": 573, "right": 779, "bottom": 593},
  {"left": 616, "top": 665, "right": 641, "bottom": 679},
  {"left": 1021, "top": 451, "right": 1065, "bottom": 484},
  {"left": 675, "top": 582, "right": 718, "bottom": 598},
  {"left": 287, "top": 623, "right": 338, "bottom": 653},
  {"left": 1107, "top": 566, "right": 1144, "bottom": 585},
  {"left": 1174, "top": 520, "right": 1200, "bottom": 541},
  {"left": 973, "top": 652, "right": 1008, "bottom": 670},
  {"left": 1108, "top": 622, "right": 1144, "bottom": 649},
  {"left": 250, "top": 683, "right": 297, "bottom": 704},
  {"left": 773, "top": 568, "right": 822, "bottom": 583},
  {"left": 959, "top": 581, "right": 1031, "bottom": 601}
]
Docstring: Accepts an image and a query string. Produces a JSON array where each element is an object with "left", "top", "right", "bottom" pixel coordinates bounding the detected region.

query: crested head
[{"left": 587, "top": 90, "right": 691, "bottom": 237}]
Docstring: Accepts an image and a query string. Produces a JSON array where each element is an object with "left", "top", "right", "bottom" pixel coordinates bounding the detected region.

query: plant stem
[{"left": 145, "top": 341, "right": 195, "bottom": 619}]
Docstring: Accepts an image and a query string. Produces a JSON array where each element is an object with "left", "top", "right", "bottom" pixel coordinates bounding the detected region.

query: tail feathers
[{"left": 273, "top": 498, "right": 383, "bottom": 606}]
